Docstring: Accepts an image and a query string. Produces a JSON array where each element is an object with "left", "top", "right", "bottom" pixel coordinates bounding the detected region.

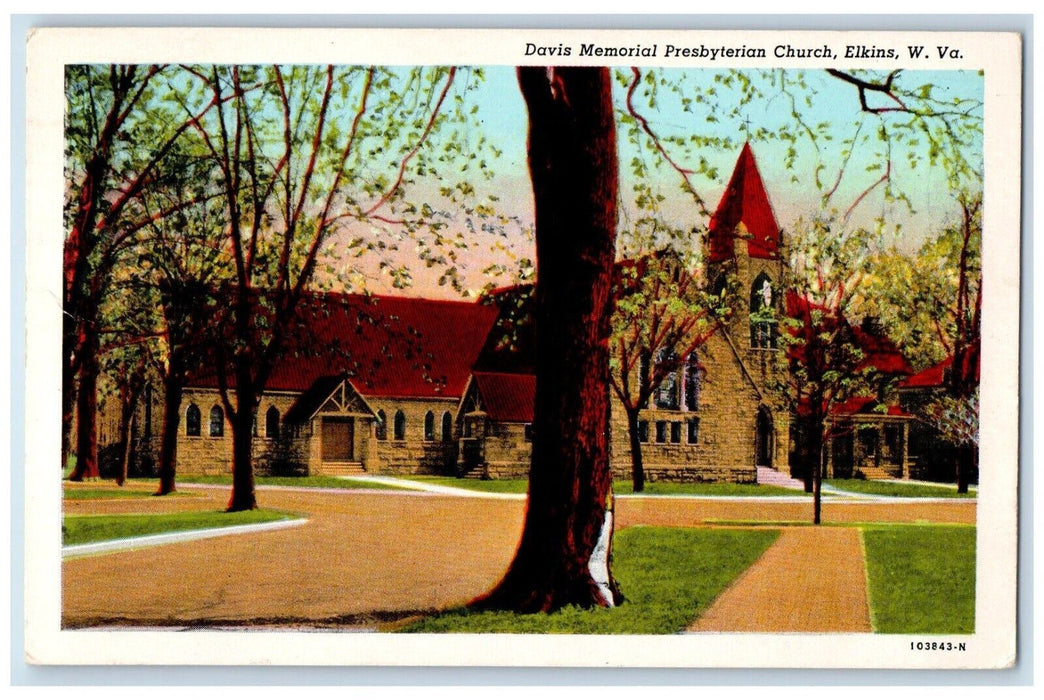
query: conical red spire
[{"left": 707, "top": 142, "right": 781, "bottom": 263}]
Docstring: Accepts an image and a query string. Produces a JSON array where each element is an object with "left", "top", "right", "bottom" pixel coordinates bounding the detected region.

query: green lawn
[
  {"left": 63, "top": 487, "right": 190, "bottom": 500},
  {"left": 177, "top": 475, "right": 417, "bottom": 491},
  {"left": 400, "top": 526, "right": 780, "bottom": 634},
  {"left": 409, "top": 476, "right": 802, "bottom": 497},
  {"left": 62, "top": 509, "right": 300, "bottom": 546},
  {"left": 407, "top": 476, "right": 530, "bottom": 493},
  {"left": 862, "top": 524, "right": 976, "bottom": 634},
  {"left": 616, "top": 481, "right": 801, "bottom": 497},
  {"left": 826, "top": 479, "right": 977, "bottom": 499}
]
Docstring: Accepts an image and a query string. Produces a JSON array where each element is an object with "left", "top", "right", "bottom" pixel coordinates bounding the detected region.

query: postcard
[{"left": 23, "top": 26, "right": 1021, "bottom": 669}]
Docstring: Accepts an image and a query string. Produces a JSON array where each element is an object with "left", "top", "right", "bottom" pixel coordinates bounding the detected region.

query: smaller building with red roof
[{"left": 169, "top": 293, "right": 500, "bottom": 477}]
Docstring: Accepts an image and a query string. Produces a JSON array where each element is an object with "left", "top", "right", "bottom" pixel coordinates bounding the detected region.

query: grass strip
[
  {"left": 826, "top": 479, "right": 976, "bottom": 499},
  {"left": 409, "top": 476, "right": 803, "bottom": 497},
  {"left": 176, "top": 475, "right": 417, "bottom": 491},
  {"left": 862, "top": 524, "right": 976, "bottom": 634},
  {"left": 63, "top": 488, "right": 189, "bottom": 500},
  {"left": 62, "top": 509, "right": 300, "bottom": 546},
  {"left": 399, "top": 526, "right": 780, "bottom": 634}
]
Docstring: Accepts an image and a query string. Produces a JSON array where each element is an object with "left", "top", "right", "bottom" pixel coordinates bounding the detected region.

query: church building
[{"left": 105, "top": 144, "right": 921, "bottom": 485}]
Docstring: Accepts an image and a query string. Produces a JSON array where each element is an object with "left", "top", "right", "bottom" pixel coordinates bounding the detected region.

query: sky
[{"left": 340, "top": 65, "right": 983, "bottom": 299}]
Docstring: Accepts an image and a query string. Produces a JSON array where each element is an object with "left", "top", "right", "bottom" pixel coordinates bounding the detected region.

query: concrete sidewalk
[{"left": 687, "top": 526, "right": 872, "bottom": 633}]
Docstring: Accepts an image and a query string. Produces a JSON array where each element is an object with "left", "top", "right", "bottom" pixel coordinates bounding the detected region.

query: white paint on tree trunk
[{"left": 588, "top": 508, "right": 615, "bottom": 607}]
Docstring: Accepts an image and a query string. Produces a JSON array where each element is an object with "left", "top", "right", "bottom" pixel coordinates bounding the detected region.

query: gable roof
[
  {"left": 282, "top": 375, "right": 378, "bottom": 424},
  {"left": 470, "top": 371, "right": 536, "bottom": 423},
  {"left": 707, "top": 142, "right": 781, "bottom": 263},
  {"left": 850, "top": 325, "right": 914, "bottom": 376},
  {"left": 188, "top": 292, "right": 499, "bottom": 399},
  {"left": 784, "top": 291, "right": 913, "bottom": 377},
  {"left": 901, "top": 354, "right": 980, "bottom": 390}
]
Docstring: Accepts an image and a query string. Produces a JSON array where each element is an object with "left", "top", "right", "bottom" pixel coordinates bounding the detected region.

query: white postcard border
[{"left": 22, "top": 26, "right": 1023, "bottom": 669}]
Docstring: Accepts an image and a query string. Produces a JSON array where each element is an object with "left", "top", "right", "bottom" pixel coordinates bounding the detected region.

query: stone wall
[
  {"left": 451, "top": 330, "right": 785, "bottom": 485},
  {"left": 475, "top": 422, "right": 531, "bottom": 479},
  {"left": 606, "top": 332, "right": 774, "bottom": 484},
  {"left": 172, "top": 389, "right": 301, "bottom": 476},
  {"left": 369, "top": 397, "right": 459, "bottom": 475}
]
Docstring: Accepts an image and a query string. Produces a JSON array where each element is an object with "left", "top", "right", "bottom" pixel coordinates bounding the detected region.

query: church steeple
[{"left": 706, "top": 142, "right": 781, "bottom": 264}]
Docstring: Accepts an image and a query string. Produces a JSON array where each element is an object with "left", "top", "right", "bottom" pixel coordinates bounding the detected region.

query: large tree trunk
[
  {"left": 156, "top": 373, "right": 183, "bottom": 496},
  {"left": 68, "top": 328, "right": 100, "bottom": 481},
  {"left": 227, "top": 377, "right": 258, "bottom": 512},
  {"left": 471, "top": 67, "right": 621, "bottom": 613},
  {"left": 626, "top": 406, "right": 646, "bottom": 493}
]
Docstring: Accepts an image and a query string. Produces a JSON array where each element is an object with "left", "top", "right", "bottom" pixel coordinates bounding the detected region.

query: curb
[{"left": 62, "top": 517, "right": 308, "bottom": 559}]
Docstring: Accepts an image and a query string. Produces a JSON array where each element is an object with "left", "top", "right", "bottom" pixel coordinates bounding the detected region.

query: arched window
[
  {"left": 266, "top": 406, "right": 280, "bottom": 439},
  {"left": 424, "top": 411, "right": 435, "bottom": 441},
  {"left": 375, "top": 410, "right": 387, "bottom": 440},
  {"left": 684, "top": 351, "right": 701, "bottom": 411},
  {"left": 209, "top": 405, "right": 224, "bottom": 437},
  {"left": 441, "top": 411, "right": 453, "bottom": 442},
  {"left": 655, "top": 349, "right": 680, "bottom": 410},
  {"left": 185, "top": 403, "right": 201, "bottom": 437},
  {"left": 750, "top": 272, "right": 777, "bottom": 349},
  {"left": 393, "top": 409, "right": 406, "bottom": 441}
]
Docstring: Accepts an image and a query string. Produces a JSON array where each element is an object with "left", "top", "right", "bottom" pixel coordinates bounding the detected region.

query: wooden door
[{"left": 322, "top": 417, "right": 354, "bottom": 461}]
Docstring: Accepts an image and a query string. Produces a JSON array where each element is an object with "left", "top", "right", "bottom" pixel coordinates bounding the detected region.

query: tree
[
  {"left": 175, "top": 65, "right": 484, "bottom": 511},
  {"left": 608, "top": 249, "right": 725, "bottom": 492},
  {"left": 134, "top": 146, "right": 230, "bottom": 496},
  {"left": 63, "top": 64, "right": 225, "bottom": 481},
  {"left": 862, "top": 193, "right": 981, "bottom": 491},
  {"left": 946, "top": 195, "right": 982, "bottom": 492},
  {"left": 475, "top": 65, "right": 984, "bottom": 603},
  {"left": 471, "top": 67, "right": 623, "bottom": 611},
  {"left": 777, "top": 221, "right": 883, "bottom": 524}
]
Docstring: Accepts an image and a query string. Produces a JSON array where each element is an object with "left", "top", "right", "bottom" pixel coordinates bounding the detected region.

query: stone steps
[
  {"left": 756, "top": 466, "right": 807, "bottom": 491},
  {"left": 856, "top": 465, "right": 900, "bottom": 480},
  {"left": 319, "top": 462, "right": 367, "bottom": 477}
]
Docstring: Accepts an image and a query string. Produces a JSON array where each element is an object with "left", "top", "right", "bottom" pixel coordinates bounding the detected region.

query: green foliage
[
  {"left": 860, "top": 195, "right": 982, "bottom": 371},
  {"left": 614, "top": 68, "right": 982, "bottom": 237},
  {"left": 62, "top": 509, "right": 299, "bottom": 545},
  {"left": 773, "top": 218, "right": 880, "bottom": 424},
  {"left": 609, "top": 248, "right": 725, "bottom": 404},
  {"left": 862, "top": 524, "right": 976, "bottom": 633},
  {"left": 400, "top": 527, "right": 780, "bottom": 633}
]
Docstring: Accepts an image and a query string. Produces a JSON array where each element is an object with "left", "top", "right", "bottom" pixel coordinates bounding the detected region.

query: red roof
[
  {"left": 850, "top": 326, "right": 914, "bottom": 376},
  {"left": 707, "top": 143, "right": 781, "bottom": 263},
  {"left": 831, "top": 395, "right": 912, "bottom": 418},
  {"left": 901, "top": 354, "right": 980, "bottom": 389},
  {"left": 189, "top": 293, "right": 499, "bottom": 399},
  {"left": 784, "top": 291, "right": 912, "bottom": 377},
  {"left": 471, "top": 371, "right": 536, "bottom": 423}
]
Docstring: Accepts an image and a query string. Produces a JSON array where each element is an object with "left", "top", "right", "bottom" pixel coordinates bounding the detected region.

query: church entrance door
[
  {"left": 756, "top": 407, "right": 774, "bottom": 468},
  {"left": 322, "top": 416, "right": 355, "bottom": 462}
]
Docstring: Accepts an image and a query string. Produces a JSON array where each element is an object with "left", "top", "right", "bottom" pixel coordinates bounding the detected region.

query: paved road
[{"left": 61, "top": 483, "right": 975, "bottom": 629}]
